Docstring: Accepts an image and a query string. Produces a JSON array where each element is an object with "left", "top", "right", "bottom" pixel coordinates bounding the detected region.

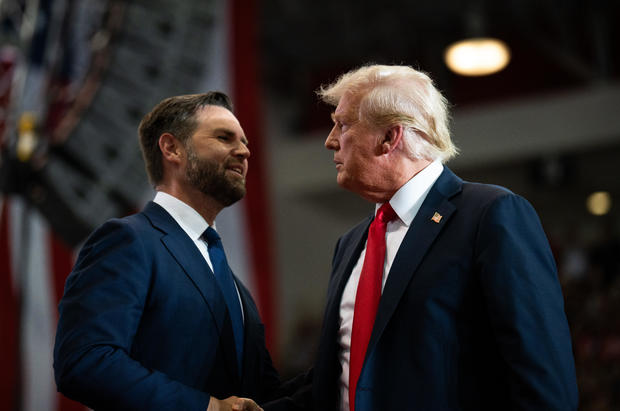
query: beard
[{"left": 185, "top": 146, "right": 246, "bottom": 207}]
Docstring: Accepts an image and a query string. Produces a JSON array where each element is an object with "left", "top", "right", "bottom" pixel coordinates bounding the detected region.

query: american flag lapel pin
[{"left": 431, "top": 212, "right": 443, "bottom": 223}]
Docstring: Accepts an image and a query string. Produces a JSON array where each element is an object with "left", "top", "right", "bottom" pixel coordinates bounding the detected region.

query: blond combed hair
[{"left": 317, "top": 64, "right": 458, "bottom": 162}]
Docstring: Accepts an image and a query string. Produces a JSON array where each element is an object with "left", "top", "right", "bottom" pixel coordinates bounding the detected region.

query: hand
[
  {"left": 208, "top": 396, "right": 263, "bottom": 411},
  {"left": 230, "top": 397, "right": 263, "bottom": 411}
]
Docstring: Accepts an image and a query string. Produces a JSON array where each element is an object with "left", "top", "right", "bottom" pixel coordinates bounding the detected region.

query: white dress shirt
[
  {"left": 338, "top": 160, "right": 444, "bottom": 411},
  {"left": 153, "top": 191, "right": 244, "bottom": 319}
]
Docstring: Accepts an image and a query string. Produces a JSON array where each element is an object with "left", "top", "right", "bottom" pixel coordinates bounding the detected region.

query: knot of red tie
[{"left": 376, "top": 202, "right": 397, "bottom": 224}]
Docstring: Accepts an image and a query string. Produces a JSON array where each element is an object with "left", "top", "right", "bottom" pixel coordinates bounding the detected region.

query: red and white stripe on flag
[{"left": 1, "top": 196, "right": 85, "bottom": 411}]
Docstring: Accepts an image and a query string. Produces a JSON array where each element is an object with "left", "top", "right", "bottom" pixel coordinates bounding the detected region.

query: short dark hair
[{"left": 138, "top": 91, "right": 233, "bottom": 185}]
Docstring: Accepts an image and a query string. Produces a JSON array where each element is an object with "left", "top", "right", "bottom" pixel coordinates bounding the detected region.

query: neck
[
  {"left": 358, "top": 158, "right": 433, "bottom": 203},
  {"left": 156, "top": 181, "right": 222, "bottom": 225}
]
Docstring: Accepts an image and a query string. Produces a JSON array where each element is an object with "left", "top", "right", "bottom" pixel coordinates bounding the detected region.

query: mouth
[
  {"left": 227, "top": 164, "right": 245, "bottom": 177},
  {"left": 333, "top": 159, "right": 343, "bottom": 169}
]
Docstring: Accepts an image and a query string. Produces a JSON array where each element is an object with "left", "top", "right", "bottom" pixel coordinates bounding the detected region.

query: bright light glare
[
  {"left": 586, "top": 191, "right": 612, "bottom": 216},
  {"left": 444, "top": 37, "right": 511, "bottom": 76}
]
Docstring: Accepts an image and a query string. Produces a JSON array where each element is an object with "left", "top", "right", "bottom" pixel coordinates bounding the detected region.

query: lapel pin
[{"left": 431, "top": 212, "right": 443, "bottom": 223}]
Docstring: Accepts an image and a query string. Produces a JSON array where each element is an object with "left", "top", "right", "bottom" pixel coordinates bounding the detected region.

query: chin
[{"left": 337, "top": 178, "right": 354, "bottom": 192}]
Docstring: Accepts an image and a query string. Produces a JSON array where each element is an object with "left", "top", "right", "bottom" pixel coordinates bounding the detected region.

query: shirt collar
[
  {"left": 153, "top": 191, "right": 213, "bottom": 241},
  {"left": 376, "top": 160, "right": 444, "bottom": 226}
]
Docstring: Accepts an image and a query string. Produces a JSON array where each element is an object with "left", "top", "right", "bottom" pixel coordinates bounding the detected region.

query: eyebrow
[
  {"left": 331, "top": 111, "right": 355, "bottom": 125},
  {"left": 214, "top": 128, "right": 249, "bottom": 145}
]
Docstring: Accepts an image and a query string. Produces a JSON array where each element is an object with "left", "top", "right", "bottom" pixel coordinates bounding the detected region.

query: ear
[
  {"left": 380, "top": 125, "right": 404, "bottom": 154},
  {"left": 158, "top": 133, "right": 184, "bottom": 164}
]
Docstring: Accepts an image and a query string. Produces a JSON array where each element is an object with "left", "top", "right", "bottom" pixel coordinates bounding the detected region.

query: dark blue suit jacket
[
  {"left": 54, "top": 202, "right": 280, "bottom": 410},
  {"left": 271, "top": 167, "right": 578, "bottom": 411}
]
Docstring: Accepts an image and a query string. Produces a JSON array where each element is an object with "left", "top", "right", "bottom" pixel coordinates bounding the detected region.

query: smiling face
[
  {"left": 183, "top": 105, "right": 250, "bottom": 207},
  {"left": 324, "top": 91, "right": 386, "bottom": 198}
]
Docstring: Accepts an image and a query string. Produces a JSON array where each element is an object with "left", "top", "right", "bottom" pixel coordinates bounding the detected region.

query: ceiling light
[
  {"left": 444, "top": 37, "right": 511, "bottom": 76},
  {"left": 586, "top": 191, "right": 612, "bottom": 216}
]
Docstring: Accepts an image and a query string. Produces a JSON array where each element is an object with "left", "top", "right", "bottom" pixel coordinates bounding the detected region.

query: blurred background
[{"left": 1, "top": 0, "right": 619, "bottom": 410}]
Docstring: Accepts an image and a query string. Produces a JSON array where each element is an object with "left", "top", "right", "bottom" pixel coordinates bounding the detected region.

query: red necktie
[{"left": 349, "top": 202, "right": 397, "bottom": 411}]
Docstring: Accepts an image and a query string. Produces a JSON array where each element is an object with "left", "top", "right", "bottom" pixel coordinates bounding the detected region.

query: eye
[{"left": 217, "top": 135, "right": 229, "bottom": 142}]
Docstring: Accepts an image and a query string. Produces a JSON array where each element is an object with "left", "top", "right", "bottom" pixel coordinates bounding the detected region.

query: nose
[
  {"left": 234, "top": 141, "right": 251, "bottom": 160},
  {"left": 325, "top": 127, "right": 340, "bottom": 151}
]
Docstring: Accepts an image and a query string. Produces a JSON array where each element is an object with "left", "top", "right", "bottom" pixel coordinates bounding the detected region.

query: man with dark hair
[{"left": 54, "top": 92, "right": 278, "bottom": 411}]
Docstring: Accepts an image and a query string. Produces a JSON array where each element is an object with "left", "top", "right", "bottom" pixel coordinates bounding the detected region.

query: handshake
[{"left": 208, "top": 396, "right": 263, "bottom": 411}]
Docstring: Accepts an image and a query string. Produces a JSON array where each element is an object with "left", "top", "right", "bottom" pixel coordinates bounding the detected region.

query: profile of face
[
  {"left": 324, "top": 91, "right": 384, "bottom": 196},
  {"left": 184, "top": 105, "right": 250, "bottom": 207}
]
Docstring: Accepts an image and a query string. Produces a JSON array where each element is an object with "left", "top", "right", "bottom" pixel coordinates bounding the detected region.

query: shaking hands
[{"left": 208, "top": 395, "right": 263, "bottom": 411}]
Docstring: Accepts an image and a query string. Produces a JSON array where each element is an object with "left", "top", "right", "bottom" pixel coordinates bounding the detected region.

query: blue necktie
[{"left": 203, "top": 227, "right": 244, "bottom": 374}]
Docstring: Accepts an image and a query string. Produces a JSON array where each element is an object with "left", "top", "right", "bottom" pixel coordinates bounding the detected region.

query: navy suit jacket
[
  {"left": 269, "top": 167, "right": 579, "bottom": 411},
  {"left": 54, "top": 202, "right": 280, "bottom": 410}
]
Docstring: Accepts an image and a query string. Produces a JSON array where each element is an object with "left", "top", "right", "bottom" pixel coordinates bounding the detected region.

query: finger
[
  {"left": 233, "top": 399, "right": 261, "bottom": 411},
  {"left": 231, "top": 399, "right": 245, "bottom": 411}
]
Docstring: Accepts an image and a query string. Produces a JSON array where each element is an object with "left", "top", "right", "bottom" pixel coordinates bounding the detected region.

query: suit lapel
[
  {"left": 323, "top": 218, "right": 372, "bottom": 341},
  {"left": 312, "top": 218, "right": 372, "bottom": 405},
  {"left": 142, "top": 201, "right": 229, "bottom": 345},
  {"left": 365, "top": 168, "right": 462, "bottom": 359}
]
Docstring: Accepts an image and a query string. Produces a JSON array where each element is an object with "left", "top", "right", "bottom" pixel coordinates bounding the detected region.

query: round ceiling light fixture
[
  {"left": 586, "top": 191, "right": 612, "bottom": 216},
  {"left": 444, "top": 37, "right": 511, "bottom": 76}
]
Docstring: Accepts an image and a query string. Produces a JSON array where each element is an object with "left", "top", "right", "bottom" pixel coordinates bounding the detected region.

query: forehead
[
  {"left": 194, "top": 105, "right": 244, "bottom": 135},
  {"left": 333, "top": 91, "right": 361, "bottom": 121}
]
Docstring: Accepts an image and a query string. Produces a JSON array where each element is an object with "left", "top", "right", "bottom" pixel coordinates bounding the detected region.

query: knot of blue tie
[
  {"left": 203, "top": 226, "right": 244, "bottom": 374},
  {"left": 203, "top": 225, "right": 223, "bottom": 246}
]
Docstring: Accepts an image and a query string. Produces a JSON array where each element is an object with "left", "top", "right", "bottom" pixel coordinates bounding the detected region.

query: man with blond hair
[{"left": 271, "top": 65, "right": 578, "bottom": 411}]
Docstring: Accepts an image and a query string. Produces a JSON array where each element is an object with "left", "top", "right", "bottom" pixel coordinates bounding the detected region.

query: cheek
[{"left": 347, "top": 145, "right": 368, "bottom": 167}]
